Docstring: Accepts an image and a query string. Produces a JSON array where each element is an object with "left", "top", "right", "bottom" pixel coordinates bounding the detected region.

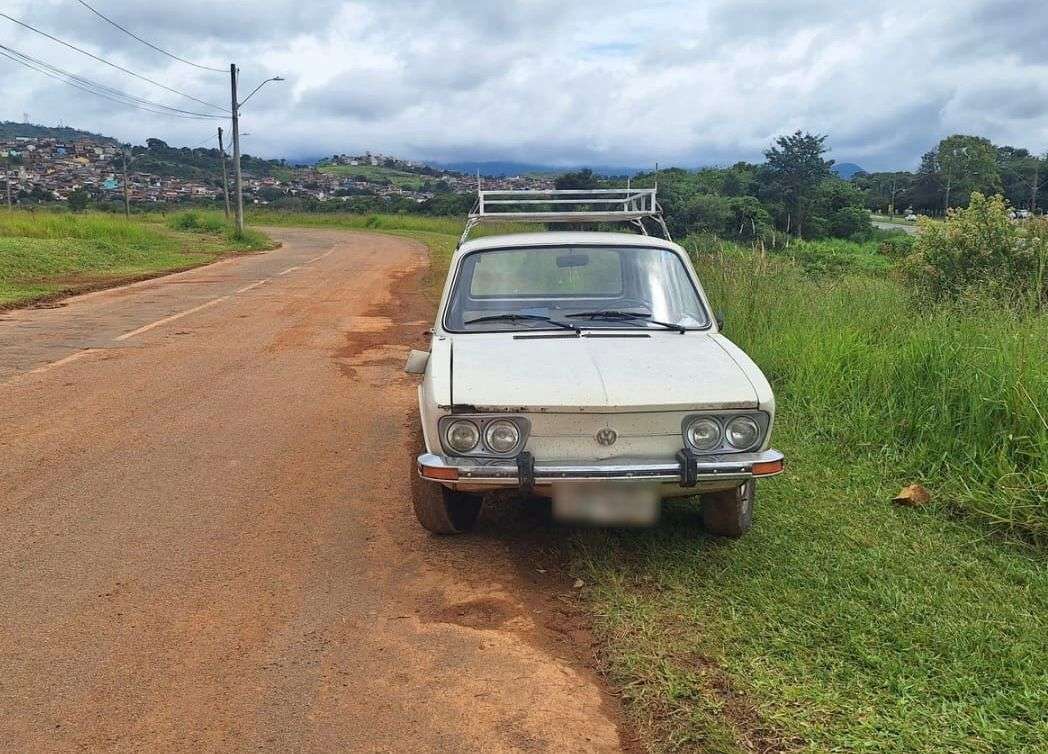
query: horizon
[{"left": 0, "top": 118, "right": 878, "bottom": 176}]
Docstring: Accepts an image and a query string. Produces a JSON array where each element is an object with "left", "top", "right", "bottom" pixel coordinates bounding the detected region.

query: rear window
[{"left": 470, "top": 248, "right": 623, "bottom": 297}]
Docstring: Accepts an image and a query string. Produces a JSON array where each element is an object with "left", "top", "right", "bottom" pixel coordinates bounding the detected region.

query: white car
[{"left": 408, "top": 189, "right": 783, "bottom": 536}]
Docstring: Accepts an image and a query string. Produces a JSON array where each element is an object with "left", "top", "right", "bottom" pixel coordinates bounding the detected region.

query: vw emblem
[{"left": 595, "top": 428, "right": 618, "bottom": 447}]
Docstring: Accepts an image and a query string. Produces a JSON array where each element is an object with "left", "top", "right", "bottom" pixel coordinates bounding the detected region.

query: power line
[
  {"left": 0, "top": 12, "right": 228, "bottom": 112},
  {"left": 0, "top": 43, "right": 222, "bottom": 119},
  {"left": 0, "top": 43, "right": 224, "bottom": 120},
  {"left": 74, "top": 0, "right": 226, "bottom": 74}
]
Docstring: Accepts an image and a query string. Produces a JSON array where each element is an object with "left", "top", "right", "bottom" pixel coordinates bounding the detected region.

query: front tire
[
  {"left": 701, "top": 480, "right": 755, "bottom": 537},
  {"left": 412, "top": 484, "right": 482, "bottom": 534}
]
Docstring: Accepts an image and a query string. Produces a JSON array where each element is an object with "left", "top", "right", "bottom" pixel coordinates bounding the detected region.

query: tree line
[
  {"left": 854, "top": 135, "right": 1045, "bottom": 216},
  {"left": 556, "top": 131, "right": 872, "bottom": 243}
]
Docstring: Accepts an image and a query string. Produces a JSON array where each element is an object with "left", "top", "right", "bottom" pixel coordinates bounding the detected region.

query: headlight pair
[
  {"left": 441, "top": 416, "right": 528, "bottom": 457},
  {"left": 683, "top": 413, "right": 766, "bottom": 453}
]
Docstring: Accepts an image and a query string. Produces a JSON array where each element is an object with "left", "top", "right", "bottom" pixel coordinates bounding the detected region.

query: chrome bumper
[{"left": 417, "top": 449, "right": 784, "bottom": 487}]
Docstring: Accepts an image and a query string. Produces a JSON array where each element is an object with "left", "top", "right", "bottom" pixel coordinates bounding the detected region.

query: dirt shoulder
[{"left": 0, "top": 227, "right": 635, "bottom": 752}]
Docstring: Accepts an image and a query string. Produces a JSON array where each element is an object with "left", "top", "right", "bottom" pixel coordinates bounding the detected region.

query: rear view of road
[{"left": 0, "top": 228, "right": 625, "bottom": 752}]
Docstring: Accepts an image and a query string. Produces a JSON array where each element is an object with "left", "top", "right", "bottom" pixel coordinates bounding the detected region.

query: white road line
[
  {"left": 114, "top": 296, "right": 229, "bottom": 342},
  {"left": 235, "top": 280, "right": 268, "bottom": 294},
  {"left": 278, "top": 266, "right": 300, "bottom": 276},
  {"left": 308, "top": 249, "right": 335, "bottom": 263},
  {"left": 26, "top": 349, "right": 100, "bottom": 375}
]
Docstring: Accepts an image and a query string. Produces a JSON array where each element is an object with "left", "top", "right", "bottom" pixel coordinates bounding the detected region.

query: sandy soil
[{"left": 0, "top": 228, "right": 634, "bottom": 753}]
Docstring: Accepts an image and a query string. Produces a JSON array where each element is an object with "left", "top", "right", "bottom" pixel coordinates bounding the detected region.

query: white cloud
[{"left": 0, "top": 0, "right": 1046, "bottom": 169}]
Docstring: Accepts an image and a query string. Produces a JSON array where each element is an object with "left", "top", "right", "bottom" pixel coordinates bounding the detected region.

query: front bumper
[{"left": 417, "top": 449, "right": 784, "bottom": 490}]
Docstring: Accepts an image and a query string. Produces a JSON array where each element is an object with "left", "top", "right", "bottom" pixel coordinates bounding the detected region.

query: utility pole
[
  {"left": 5, "top": 170, "right": 11, "bottom": 209},
  {"left": 1031, "top": 159, "right": 1040, "bottom": 214},
  {"left": 218, "top": 126, "right": 230, "bottom": 219},
  {"left": 122, "top": 150, "right": 130, "bottom": 218},
  {"left": 230, "top": 63, "right": 244, "bottom": 234}
]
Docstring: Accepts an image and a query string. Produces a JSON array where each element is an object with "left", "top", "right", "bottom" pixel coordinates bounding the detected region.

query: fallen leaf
[{"left": 892, "top": 483, "right": 931, "bottom": 507}]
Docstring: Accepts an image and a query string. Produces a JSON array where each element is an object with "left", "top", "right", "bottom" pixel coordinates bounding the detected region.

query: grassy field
[
  {"left": 0, "top": 210, "right": 273, "bottom": 308},
  {"left": 306, "top": 213, "right": 1046, "bottom": 753},
  {"left": 579, "top": 248, "right": 1047, "bottom": 753},
  {"left": 316, "top": 163, "right": 430, "bottom": 189}
]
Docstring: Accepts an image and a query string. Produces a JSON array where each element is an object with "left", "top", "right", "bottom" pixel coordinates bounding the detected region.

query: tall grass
[
  {"left": 696, "top": 250, "right": 1048, "bottom": 540},
  {"left": 0, "top": 210, "right": 168, "bottom": 246}
]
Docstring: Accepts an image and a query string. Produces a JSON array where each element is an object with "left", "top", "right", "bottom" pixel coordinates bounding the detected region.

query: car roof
[{"left": 456, "top": 231, "right": 683, "bottom": 257}]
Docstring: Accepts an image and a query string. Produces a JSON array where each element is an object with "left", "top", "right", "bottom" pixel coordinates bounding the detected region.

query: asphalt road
[
  {"left": 0, "top": 228, "right": 626, "bottom": 752},
  {"left": 872, "top": 219, "right": 918, "bottom": 235}
]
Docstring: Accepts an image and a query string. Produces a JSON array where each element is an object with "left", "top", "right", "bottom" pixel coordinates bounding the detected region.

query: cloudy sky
[{"left": 1, "top": 0, "right": 1046, "bottom": 171}]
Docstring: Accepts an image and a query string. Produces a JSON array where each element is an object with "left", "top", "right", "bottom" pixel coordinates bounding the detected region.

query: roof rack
[{"left": 459, "top": 188, "right": 671, "bottom": 246}]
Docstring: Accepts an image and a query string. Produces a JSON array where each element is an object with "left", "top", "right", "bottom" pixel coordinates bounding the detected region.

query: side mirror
[
  {"left": 715, "top": 311, "right": 725, "bottom": 330},
  {"left": 404, "top": 349, "right": 430, "bottom": 375}
]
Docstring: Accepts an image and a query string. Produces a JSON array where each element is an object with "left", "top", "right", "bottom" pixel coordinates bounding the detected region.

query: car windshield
[{"left": 445, "top": 245, "right": 710, "bottom": 332}]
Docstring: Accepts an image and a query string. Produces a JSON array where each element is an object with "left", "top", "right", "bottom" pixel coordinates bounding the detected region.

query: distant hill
[
  {"left": 433, "top": 160, "right": 643, "bottom": 178},
  {"left": 0, "top": 120, "right": 120, "bottom": 145},
  {"left": 127, "top": 138, "right": 289, "bottom": 181},
  {"left": 833, "top": 162, "right": 866, "bottom": 179}
]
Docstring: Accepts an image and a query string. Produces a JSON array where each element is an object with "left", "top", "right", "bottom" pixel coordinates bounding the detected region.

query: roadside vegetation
[
  {"left": 0, "top": 209, "right": 272, "bottom": 308},
  {"left": 304, "top": 208, "right": 1046, "bottom": 753}
]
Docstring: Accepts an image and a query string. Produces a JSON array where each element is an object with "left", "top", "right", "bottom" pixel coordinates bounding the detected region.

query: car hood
[{"left": 450, "top": 332, "right": 759, "bottom": 412}]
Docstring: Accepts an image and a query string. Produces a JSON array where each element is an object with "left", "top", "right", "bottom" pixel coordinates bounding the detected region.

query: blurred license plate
[{"left": 552, "top": 483, "right": 659, "bottom": 527}]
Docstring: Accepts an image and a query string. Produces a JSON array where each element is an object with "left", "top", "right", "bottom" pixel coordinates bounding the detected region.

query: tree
[
  {"left": 996, "top": 146, "right": 1046, "bottom": 213},
  {"left": 937, "top": 135, "right": 1000, "bottom": 211},
  {"left": 67, "top": 187, "right": 89, "bottom": 212},
  {"left": 763, "top": 131, "right": 834, "bottom": 237},
  {"left": 853, "top": 171, "right": 912, "bottom": 215},
  {"left": 554, "top": 168, "right": 601, "bottom": 190}
]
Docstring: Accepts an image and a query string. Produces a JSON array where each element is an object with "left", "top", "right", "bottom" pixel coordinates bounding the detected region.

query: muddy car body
[{"left": 409, "top": 190, "right": 783, "bottom": 536}]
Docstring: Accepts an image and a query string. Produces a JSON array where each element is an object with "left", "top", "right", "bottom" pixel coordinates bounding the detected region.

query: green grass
[
  {"left": 575, "top": 452, "right": 1047, "bottom": 753},
  {"left": 356, "top": 220, "right": 1047, "bottom": 753},
  {"left": 316, "top": 163, "right": 429, "bottom": 189},
  {"left": 0, "top": 209, "right": 273, "bottom": 307},
  {"left": 571, "top": 252, "right": 1047, "bottom": 753},
  {"left": 698, "top": 253, "right": 1047, "bottom": 541}
]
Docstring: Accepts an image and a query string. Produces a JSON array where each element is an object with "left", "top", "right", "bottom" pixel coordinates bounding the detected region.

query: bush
[
  {"left": 903, "top": 193, "right": 1047, "bottom": 308},
  {"left": 878, "top": 234, "right": 916, "bottom": 259},
  {"left": 828, "top": 205, "right": 872, "bottom": 238},
  {"left": 167, "top": 210, "right": 226, "bottom": 233}
]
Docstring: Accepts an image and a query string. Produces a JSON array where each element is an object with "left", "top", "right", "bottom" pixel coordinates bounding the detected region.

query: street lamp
[{"left": 230, "top": 69, "right": 284, "bottom": 233}]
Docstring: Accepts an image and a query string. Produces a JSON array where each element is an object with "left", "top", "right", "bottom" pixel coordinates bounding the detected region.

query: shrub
[
  {"left": 903, "top": 193, "right": 1047, "bottom": 308},
  {"left": 878, "top": 234, "right": 916, "bottom": 259},
  {"left": 167, "top": 210, "right": 226, "bottom": 233},
  {"left": 828, "top": 205, "right": 872, "bottom": 238}
]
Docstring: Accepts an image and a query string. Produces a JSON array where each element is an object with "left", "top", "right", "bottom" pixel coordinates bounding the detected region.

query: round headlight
[
  {"left": 445, "top": 420, "right": 480, "bottom": 453},
  {"left": 686, "top": 417, "right": 721, "bottom": 451},
  {"left": 725, "top": 416, "right": 760, "bottom": 449},
  {"left": 484, "top": 420, "right": 521, "bottom": 454}
]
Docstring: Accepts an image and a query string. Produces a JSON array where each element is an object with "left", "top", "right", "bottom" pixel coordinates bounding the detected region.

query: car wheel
[
  {"left": 412, "top": 484, "right": 483, "bottom": 534},
  {"left": 701, "top": 480, "right": 754, "bottom": 537}
]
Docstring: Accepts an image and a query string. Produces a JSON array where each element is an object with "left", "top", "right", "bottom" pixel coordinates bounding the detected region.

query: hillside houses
[{"left": 2, "top": 133, "right": 554, "bottom": 208}]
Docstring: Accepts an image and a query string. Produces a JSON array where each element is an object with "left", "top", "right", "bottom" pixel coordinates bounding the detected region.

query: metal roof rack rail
[{"left": 458, "top": 187, "right": 671, "bottom": 246}]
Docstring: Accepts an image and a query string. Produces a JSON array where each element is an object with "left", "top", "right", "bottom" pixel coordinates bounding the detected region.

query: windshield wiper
[
  {"left": 464, "top": 313, "right": 580, "bottom": 333},
  {"left": 567, "top": 309, "right": 686, "bottom": 334}
]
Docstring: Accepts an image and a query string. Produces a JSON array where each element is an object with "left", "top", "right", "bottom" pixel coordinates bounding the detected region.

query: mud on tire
[
  {"left": 701, "top": 480, "right": 755, "bottom": 538},
  {"left": 412, "top": 484, "right": 483, "bottom": 534},
  {"left": 408, "top": 420, "right": 482, "bottom": 534}
]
